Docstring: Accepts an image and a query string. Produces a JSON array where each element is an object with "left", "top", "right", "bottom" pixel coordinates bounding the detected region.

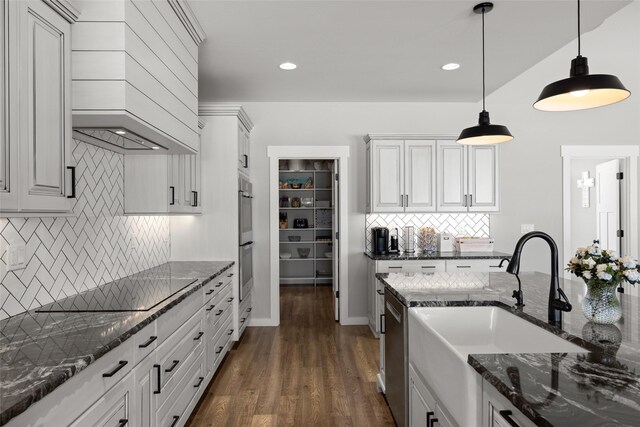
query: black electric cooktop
[{"left": 36, "top": 277, "right": 198, "bottom": 313}]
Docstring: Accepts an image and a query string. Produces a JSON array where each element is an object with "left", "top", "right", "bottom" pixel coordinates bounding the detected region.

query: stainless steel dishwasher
[{"left": 384, "top": 290, "right": 408, "bottom": 427}]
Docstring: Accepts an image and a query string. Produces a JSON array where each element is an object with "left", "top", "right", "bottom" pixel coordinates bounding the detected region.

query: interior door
[
  {"left": 332, "top": 160, "right": 340, "bottom": 321},
  {"left": 596, "top": 159, "right": 621, "bottom": 252}
]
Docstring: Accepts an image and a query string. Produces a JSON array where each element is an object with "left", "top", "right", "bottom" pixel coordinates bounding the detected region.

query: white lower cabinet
[
  {"left": 482, "top": 379, "right": 536, "bottom": 427},
  {"left": 445, "top": 259, "right": 507, "bottom": 273},
  {"left": 71, "top": 371, "right": 133, "bottom": 427},
  {"left": 409, "top": 364, "right": 457, "bottom": 427}
]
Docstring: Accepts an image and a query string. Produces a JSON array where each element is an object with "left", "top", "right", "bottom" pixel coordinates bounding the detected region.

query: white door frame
[
  {"left": 562, "top": 145, "right": 639, "bottom": 273},
  {"left": 267, "top": 146, "right": 350, "bottom": 325}
]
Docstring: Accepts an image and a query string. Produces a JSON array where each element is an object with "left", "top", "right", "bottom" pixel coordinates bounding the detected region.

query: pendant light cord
[
  {"left": 482, "top": 6, "right": 486, "bottom": 111},
  {"left": 577, "top": 0, "right": 581, "bottom": 56}
]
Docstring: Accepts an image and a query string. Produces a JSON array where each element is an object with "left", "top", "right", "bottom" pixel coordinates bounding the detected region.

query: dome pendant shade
[
  {"left": 457, "top": 111, "right": 513, "bottom": 145},
  {"left": 534, "top": 57, "right": 630, "bottom": 111}
]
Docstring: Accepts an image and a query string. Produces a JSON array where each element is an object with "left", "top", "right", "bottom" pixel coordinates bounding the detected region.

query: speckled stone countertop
[
  {"left": 377, "top": 272, "right": 640, "bottom": 426},
  {"left": 0, "top": 261, "right": 234, "bottom": 426},
  {"left": 364, "top": 250, "right": 511, "bottom": 260}
]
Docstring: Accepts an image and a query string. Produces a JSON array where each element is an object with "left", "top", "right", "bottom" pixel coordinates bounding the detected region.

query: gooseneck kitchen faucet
[{"left": 500, "top": 231, "right": 572, "bottom": 327}]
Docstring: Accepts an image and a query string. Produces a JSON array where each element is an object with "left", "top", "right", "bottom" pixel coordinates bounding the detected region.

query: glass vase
[{"left": 582, "top": 281, "right": 622, "bottom": 325}]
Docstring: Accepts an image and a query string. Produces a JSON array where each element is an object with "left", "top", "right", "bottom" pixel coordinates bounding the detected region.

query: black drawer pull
[
  {"left": 498, "top": 410, "right": 520, "bottom": 427},
  {"left": 206, "top": 304, "right": 215, "bottom": 312},
  {"left": 227, "top": 273, "right": 234, "bottom": 277},
  {"left": 376, "top": 289, "right": 384, "bottom": 296},
  {"left": 103, "top": 360, "right": 128, "bottom": 377},
  {"left": 117, "top": 419, "right": 128, "bottom": 427},
  {"left": 139, "top": 336, "right": 157, "bottom": 348},
  {"left": 227, "top": 329, "right": 234, "bottom": 335},
  {"left": 67, "top": 166, "right": 76, "bottom": 198},
  {"left": 216, "top": 281, "right": 223, "bottom": 287},
  {"left": 380, "top": 314, "right": 385, "bottom": 334},
  {"left": 490, "top": 265, "right": 502, "bottom": 268},
  {"left": 194, "top": 331, "right": 204, "bottom": 341},
  {"left": 165, "top": 360, "right": 179, "bottom": 373},
  {"left": 427, "top": 411, "right": 434, "bottom": 425},
  {"left": 227, "top": 297, "right": 234, "bottom": 303},
  {"left": 170, "top": 415, "right": 179, "bottom": 427},
  {"left": 216, "top": 309, "right": 224, "bottom": 316},
  {"left": 388, "top": 266, "right": 403, "bottom": 269},
  {"left": 430, "top": 417, "right": 439, "bottom": 427},
  {"left": 215, "top": 346, "right": 224, "bottom": 354},
  {"left": 205, "top": 289, "right": 214, "bottom": 295},
  {"left": 456, "top": 265, "right": 471, "bottom": 269},
  {"left": 240, "top": 318, "right": 246, "bottom": 323},
  {"left": 194, "top": 376, "right": 205, "bottom": 388},
  {"left": 247, "top": 307, "right": 252, "bottom": 312},
  {"left": 421, "top": 266, "right": 436, "bottom": 269},
  {"left": 153, "top": 364, "right": 161, "bottom": 394}
]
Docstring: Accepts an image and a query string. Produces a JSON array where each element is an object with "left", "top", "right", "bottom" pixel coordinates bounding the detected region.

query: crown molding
[
  {"left": 363, "top": 133, "right": 457, "bottom": 143},
  {"left": 199, "top": 104, "right": 254, "bottom": 132},
  {"left": 43, "top": 0, "right": 80, "bottom": 22},
  {"left": 168, "top": 0, "right": 206, "bottom": 46}
]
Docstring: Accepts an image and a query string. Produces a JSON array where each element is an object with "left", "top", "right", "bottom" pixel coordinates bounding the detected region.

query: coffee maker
[{"left": 372, "top": 227, "right": 389, "bottom": 255}]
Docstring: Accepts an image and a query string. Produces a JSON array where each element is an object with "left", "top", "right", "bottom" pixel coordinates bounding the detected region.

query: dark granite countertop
[
  {"left": 364, "top": 250, "right": 510, "bottom": 260},
  {"left": 0, "top": 261, "right": 234, "bottom": 426},
  {"left": 377, "top": 272, "right": 640, "bottom": 427}
]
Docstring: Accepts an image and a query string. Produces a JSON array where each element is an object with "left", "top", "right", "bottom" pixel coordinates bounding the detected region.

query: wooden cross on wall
[{"left": 577, "top": 171, "right": 595, "bottom": 208}]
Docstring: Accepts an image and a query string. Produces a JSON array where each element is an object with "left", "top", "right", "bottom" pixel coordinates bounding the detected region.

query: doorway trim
[
  {"left": 561, "top": 145, "right": 639, "bottom": 275},
  {"left": 267, "top": 146, "right": 350, "bottom": 326}
]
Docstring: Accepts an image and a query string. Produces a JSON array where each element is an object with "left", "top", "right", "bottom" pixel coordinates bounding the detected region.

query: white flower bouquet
[{"left": 566, "top": 243, "right": 640, "bottom": 292}]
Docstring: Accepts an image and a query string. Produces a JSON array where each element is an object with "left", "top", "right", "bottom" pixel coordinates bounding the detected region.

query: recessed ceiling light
[
  {"left": 442, "top": 63, "right": 460, "bottom": 71},
  {"left": 115, "top": 130, "right": 127, "bottom": 135},
  {"left": 279, "top": 62, "right": 297, "bottom": 71}
]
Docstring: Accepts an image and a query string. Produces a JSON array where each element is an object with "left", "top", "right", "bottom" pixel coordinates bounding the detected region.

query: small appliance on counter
[
  {"left": 403, "top": 226, "right": 415, "bottom": 254},
  {"left": 372, "top": 227, "right": 389, "bottom": 255},
  {"left": 439, "top": 233, "right": 454, "bottom": 252},
  {"left": 389, "top": 228, "right": 399, "bottom": 254}
]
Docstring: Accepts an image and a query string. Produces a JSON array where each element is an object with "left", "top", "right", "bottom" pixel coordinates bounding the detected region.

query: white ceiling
[{"left": 191, "top": 0, "right": 630, "bottom": 102}]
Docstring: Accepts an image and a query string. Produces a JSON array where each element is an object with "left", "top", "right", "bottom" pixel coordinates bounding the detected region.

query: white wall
[
  {"left": 486, "top": 1, "right": 640, "bottom": 272},
  {"left": 240, "top": 102, "right": 478, "bottom": 322}
]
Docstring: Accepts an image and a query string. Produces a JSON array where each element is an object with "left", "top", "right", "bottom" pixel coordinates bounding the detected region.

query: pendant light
[
  {"left": 458, "top": 3, "right": 513, "bottom": 145},
  {"left": 534, "top": 0, "right": 630, "bottom": 111}
]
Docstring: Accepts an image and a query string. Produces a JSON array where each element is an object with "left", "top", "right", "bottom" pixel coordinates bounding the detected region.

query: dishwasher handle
[{"left": 386, "top": 301, "right": 402, "bottom": 323}]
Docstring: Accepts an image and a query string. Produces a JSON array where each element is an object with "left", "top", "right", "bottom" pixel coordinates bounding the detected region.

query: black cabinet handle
[
  {"left": 456, "top": 265, "right": 471, "bottom": 269},
  {"left": 206, "top": 304, "right": 215, "bottom": 312},
  {"left": 498, "top": 410, "right": 520, "bottom": 427},
  {"left": 139, "top": 336, "right": 157, "bottom": 348},
  {"left": 117, "top": 419, "right": 128, "bottom": 427},
  {"left": 194, "top": 376, "right": 205, "bottom": 388},
  {"left": 240, "top": 317, "right": 246, "bottom": 324},
  {"left": 429, "top": 418, "right": 439, "bottom": 427},
  {"left": 192, "top": 191, "right": 197, "bottom": 207},
  {"left": 376, "top": 289, "right": 384, "bottom": 296},
  {"left": 227, "top": 297, "right": 234, "bottom": 303},
  {"left": 206, "top": 289, "right": 214, "bottom": 295},
  {"left": 165, "top": 360, "right": 179, "bottom": 373},
  {"left": 66, "top": 166, "right": 76, "bottom": 198},
  {"left": 421, "top": 266, "right": 436, "bottom": 269},
  {"left": 380, "top": 314, "right": 385, "bottom": 334},
  {"left": 227, "top": 273, "right": 234, "bottom": 277},
  {"left": 227, "top": 329, "right": 234, "bottom": 336},
  {"left": 169, "top": 186, "right": 175, "bottom": 205},
  {"left": 154, "top": 364, "right": 161, "bottom": 394},
  {"left": 244, "top": 154, "right": 248, "bottom": 168},
  {"left": 194, "top": 331, "right": 204, "bottom": 341},
  {"left": 216, "top": 281, "right": 223, "bottom": 288},
  {"left": 215, "top": 346, "right": 224, "bottom": 354},
  {"left": 215, "top": 309, "right": 223, "bottom": 316},
  {"left": 103, "top": 360, "right": 128, "bottom": 377},
  {"left": 427, "top": 411, "right": 434, "bottom": 426},
  {"left": 170, "top": 415, "right": 180, "bottom": 427},
  {"left": 247, "top": 307, "right": 252, "bottom": 312},
  {"left": 388, "top": 266, "right": 403, "bottom": 269}
]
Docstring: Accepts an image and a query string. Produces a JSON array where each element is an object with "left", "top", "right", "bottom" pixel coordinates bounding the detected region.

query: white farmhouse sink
[{"left": 408, "top": 306, "right": 586, "bottom": 426}]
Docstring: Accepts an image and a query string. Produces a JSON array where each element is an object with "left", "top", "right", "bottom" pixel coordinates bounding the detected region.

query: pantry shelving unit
[{"left": 279, "top": 164, "right": 335, "bottom": 286}]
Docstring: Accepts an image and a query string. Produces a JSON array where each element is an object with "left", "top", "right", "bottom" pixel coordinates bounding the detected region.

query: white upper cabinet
[
  {"left": 1, "top": 0, "right": 78, "bottom": 215},
  {"left": 371, "top": 140, "right": 404, "bottom": 212},
  {"left": 436, "top": 140, "right": 500, "bottom": 213},
  {"left": 367, "top": 138, "right": 437, "bottom": 213},
  {"left": 405, "top": 140, "right": 436, "bottom": 212},
  {"left": 237, "top": 123, "right": 250, "bottom": 176}
]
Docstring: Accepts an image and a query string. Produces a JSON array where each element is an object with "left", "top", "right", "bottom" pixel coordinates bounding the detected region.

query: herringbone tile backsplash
[
  {"left": 0, "top": 140, "right": 170, "bottom": 320},
  {"left": 365, "top": 213, "right": 490, "bottom": 252}
]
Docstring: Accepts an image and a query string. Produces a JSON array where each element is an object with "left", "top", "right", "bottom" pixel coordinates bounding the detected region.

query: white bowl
[
  {"left": 280, "top": 253, "right": 292, "bottom": 259},
  {"left": 324, "top": 252, "right": 333, "bottom": 258}
]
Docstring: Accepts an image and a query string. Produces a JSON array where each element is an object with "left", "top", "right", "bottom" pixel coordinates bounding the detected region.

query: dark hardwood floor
[{"left": 187, "top": 285, "right": 395, "bottom": 426}]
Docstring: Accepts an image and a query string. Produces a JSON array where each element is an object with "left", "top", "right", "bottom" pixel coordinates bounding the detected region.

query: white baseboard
[
  {"left": 341, "top": 316, "right": 369, "bottom": 326},
  {"left": 248, "top": 317, "right": 279, "bottom": 327}
]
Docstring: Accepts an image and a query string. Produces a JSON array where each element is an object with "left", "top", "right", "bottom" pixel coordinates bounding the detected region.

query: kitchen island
[
  {"left": 0, "top": 261, "right": 235, "bottom": 426},
  {"left": 377, "top": 271, "right": 640, "bottom": 427}
]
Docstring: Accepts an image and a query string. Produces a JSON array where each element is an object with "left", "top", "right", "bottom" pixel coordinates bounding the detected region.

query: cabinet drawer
[
  {"left": 156, "top": 354, "right": 205, "bottom": 427},
  {"left": 446, "top": 259, "right": 506, "bottom": 272},
  {"left": 70, "top": 371, "right": 132, "bottom": 427},
  {"left": 157, "top": 290, "right": 202, "bottom": 343},
  {"left": 202, "top": 275, "right": 232, "bottom": 304},
  {"left": 133, "top": 321, "right": 158, "bottom": 365},
  {"left": 378, "top": 260, "right": 446, "bottom": 273}
]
